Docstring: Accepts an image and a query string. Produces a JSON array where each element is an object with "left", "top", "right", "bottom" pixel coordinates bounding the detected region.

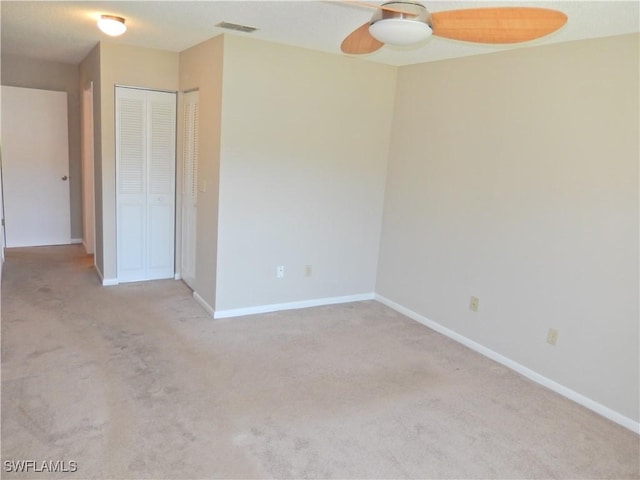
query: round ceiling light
[
  {"left": 98, "top": 15, "right": 127, "bottom": 36},
  {"left": 368, "top": 2, "right": 432, "bottom": 46},
  {"left": 369, "top": 19, "right": 432, "bottom": 45}
]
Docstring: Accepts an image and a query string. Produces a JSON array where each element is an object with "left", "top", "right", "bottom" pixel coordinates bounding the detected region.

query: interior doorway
[{"left": 81, "top": 82, "right": 95, "bottom": 255}]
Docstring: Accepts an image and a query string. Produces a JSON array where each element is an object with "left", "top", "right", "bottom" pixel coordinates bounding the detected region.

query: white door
[
  {"left": 181, "top": 91, "right": 199, "bottom": 289},
  {"left": 116, "top": 87, "right": 176, "bottom": 283},
  {"left": 1, "top": 86, "right": 71, "bottom": 247}
]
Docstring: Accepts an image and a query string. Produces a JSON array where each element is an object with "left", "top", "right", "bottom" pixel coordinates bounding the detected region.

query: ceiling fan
[{"left": 341, "top": 1, "right": 568, "bottom": 54}]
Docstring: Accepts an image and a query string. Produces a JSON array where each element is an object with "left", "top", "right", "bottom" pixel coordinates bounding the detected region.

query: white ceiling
[{"left": 1, "top": 1, "right": 638, "bottom": 67}]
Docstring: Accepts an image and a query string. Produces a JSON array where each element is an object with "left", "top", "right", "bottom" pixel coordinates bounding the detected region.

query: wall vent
[{"left": 216, "top": 21, "right": 258, "bottom": 33}]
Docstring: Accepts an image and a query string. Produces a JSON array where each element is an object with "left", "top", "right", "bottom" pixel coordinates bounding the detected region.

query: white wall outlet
[
  {"left": 304, "top": 265, "right": 312, "bottom": 277},
  {"left": 276, "top": 265, "right": 284, "bottom": 278},
  {"left": 547, "top": 328, "right": 559, "bottom": 346},
  {"left": 469, "top": 296, "right": 479, "bottom": 312}
]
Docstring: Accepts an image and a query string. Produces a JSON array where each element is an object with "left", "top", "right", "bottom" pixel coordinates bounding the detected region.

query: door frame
[{"left": 81, "top": 81, "right": 96, "bottom": 255}]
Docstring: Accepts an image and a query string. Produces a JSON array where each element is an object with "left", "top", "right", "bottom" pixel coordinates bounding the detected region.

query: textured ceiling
[{"left": 1, "top": 1, "right": 638, "bottom": 67}]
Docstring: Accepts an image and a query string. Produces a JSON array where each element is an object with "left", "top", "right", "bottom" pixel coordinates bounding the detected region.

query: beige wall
[
  {"left": 97, "top": 43, "right": 179, "bottom": 281},
  {"left": 377, "top": 34, "right": 639, "bottom": 422},
  {"left": 178, "top": 36, "right": 225, "bottom": 309},
  {"left": 75, "top": 31, "right": 639, "bottom": 427},
  {"left": 215, "top": 36, "right": 396, "bottom": 311},
  {"left": 2, "top": 54, "right": 82, "bottom": 239}
]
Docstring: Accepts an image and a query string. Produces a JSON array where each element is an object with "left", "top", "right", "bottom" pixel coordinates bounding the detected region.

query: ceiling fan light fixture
[
  {"left": 98, "top": 15, "right": 127, "bottom": 36},
  {"left": 369, "top": 18, "right": 432, "bottom": 45},
  {"left": 368, "top": 2, "right": 432, "bottom": 46}
]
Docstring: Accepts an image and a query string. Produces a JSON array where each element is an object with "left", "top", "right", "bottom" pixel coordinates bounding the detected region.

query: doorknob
[{"left": 62, "top": 175, "right": 68, "bottom": 181}]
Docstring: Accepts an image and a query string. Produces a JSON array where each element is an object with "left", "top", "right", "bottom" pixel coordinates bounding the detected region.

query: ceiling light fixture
[
  {"left": 368, "top": 2, "right": 432, "bottom": 46},
  {"left": 98, "top": 15, "right": 127, "bottom": 36}
]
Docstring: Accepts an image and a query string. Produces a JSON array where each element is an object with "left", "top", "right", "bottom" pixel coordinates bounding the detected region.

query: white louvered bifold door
[
  {"left": 116, "top": 88, "right": 146, "bottom": 282},
  {"left": 181, "top": 91, "right": 199, "bottom": 289},
  {"left": 116, "top": 87, "right": 176, "bottom": 283},
  {"left": 146, "top": 91, "right": 176, "bottom": 280}
]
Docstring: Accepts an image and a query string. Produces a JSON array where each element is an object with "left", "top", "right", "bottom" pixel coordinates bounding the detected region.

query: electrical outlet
[
  {"left": 547, "top": 328, "right": 559, "bottom": 346},
  {"left": 276, "top": 265, "right": 284, "bottom": 279},
  {"left": 304, "top": 265, "right": 312, "bottom": 277},
  {"left": 469, "top": 296, "right": 479, "bottom": 312}
]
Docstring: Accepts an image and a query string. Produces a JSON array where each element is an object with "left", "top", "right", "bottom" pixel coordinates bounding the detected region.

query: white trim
[
  {"left": 193, "top": 291, "right": 215, "bottom": 317},
  {"left": 94, "top": 265, "right": 119, "bottom": 286},
  {"left": 375, "top": 294, "right": 640, "bottom": 434},
  {"left": 94, "top": 265, "right": 104, "bottom": 283},
  {"left": 71, "top": 238, "right": 82, "bottom": 244},
  {"left": 174, "top": 273, "right": 182, "bottom": 280},
  {"left": 214, "top": 293, "right": 376, "bottom": 319}
]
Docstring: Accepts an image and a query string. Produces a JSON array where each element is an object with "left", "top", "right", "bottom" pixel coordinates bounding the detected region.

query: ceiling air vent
[{"left": 216, "top": 21, "right": 258, "bottom": 33}]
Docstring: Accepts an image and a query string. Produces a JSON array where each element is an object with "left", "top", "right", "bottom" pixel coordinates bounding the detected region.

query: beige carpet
[{"left": 1, "top": 245, "right": 638, "bottom": 479}]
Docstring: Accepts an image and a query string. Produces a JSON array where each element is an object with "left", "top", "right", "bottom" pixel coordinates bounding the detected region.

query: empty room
[{"left": 1, "top": 1, "right": 638, "bottom": 478}]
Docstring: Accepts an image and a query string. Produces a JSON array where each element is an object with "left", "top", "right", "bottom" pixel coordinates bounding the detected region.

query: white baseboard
[
  {"left": 81, "top": 240, "right": 94, "bottom": 255},
  {"left": 213, "top": 293, "right": 376, "bottom": 319},
  {"left": 174, "top": 273, "right": 182, "bottom": 280},
  {"left": 375, "top": 294, "right": 640, "bottom": 435},
  {"left": 70, "top": 238, "right": 82, "bottom": 244},
  {"left": 94, "top": 265, "right": 118, "bottom": 286},
  {"left": 193, "top": 291, "right": 215, "bottom": 317}
]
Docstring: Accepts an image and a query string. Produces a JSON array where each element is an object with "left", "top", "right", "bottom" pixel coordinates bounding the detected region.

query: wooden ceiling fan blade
[
  {"left": 341, "top": 22, "right": 384, "bottom": 54},
  {"left": 431, "top": 7, "right": 568, "bottom": 44}
]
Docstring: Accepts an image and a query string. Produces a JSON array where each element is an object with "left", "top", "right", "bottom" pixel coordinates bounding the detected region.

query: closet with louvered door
[
  {"left": 116, "top": 86, "right": 177, "bottom": 283},
  {"left": 181, "top": 90, "right": 199, "bottom": 290}
]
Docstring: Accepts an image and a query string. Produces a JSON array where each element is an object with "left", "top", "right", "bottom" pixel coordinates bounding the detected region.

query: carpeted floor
[{"left": 1, "top": 245, "right": 638, "bottom": 479}]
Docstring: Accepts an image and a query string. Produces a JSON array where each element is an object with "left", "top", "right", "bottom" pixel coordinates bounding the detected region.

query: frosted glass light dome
[
  {"left": 369, "top": 2, "right": 432, "bottom": 46},
  {"left": 98, "top": 15, "right": 127, "bottom": 36}
]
